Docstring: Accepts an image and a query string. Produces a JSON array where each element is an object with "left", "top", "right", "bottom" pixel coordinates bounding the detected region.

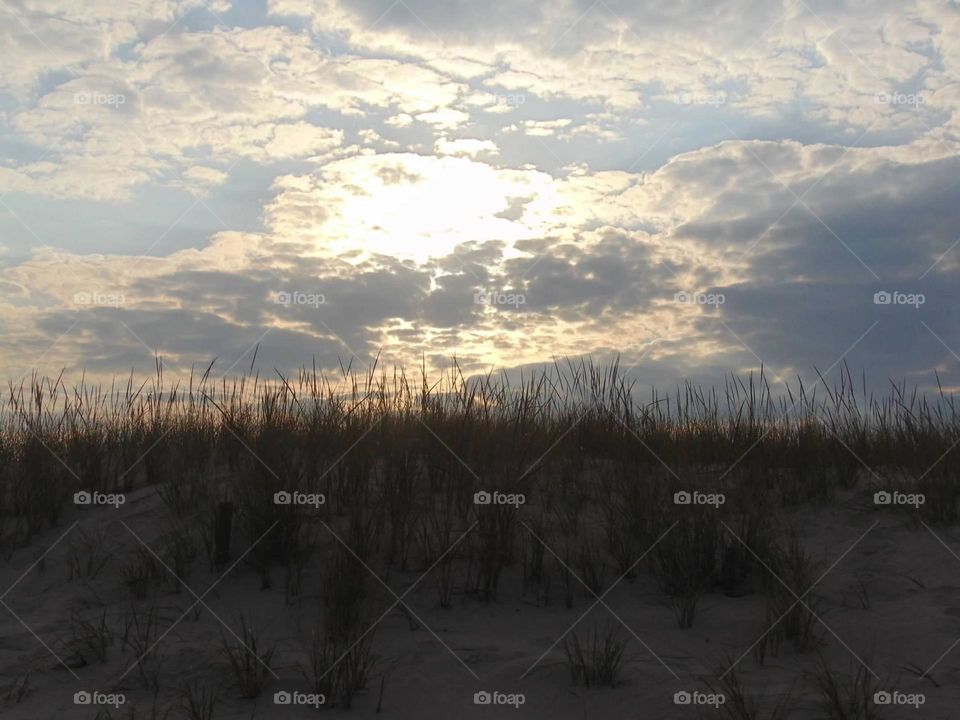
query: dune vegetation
[{"left": 1, "top": 358, "right": 957, "bottom": 717}]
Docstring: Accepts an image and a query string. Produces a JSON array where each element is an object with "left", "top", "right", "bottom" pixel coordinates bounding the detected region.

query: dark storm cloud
[
  {"left": 503, "top": 230, "right": 671, "bottom": 317},
  {"left": 34, "top": 306, "right": 363, "bottom": 376},
  {"left": 674, "top": 152, "right": 960, "bottom": 387},
  {"left": 87, "top": 251, "right": 490, "bottom": 374}
]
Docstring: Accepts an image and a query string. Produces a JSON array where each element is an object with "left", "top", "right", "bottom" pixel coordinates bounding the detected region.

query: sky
[{"left": 1, "top": 0, "right": 958, "bottom": 394}]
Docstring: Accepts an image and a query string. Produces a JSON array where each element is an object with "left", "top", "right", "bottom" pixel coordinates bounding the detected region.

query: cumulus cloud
[
  {"left": 434, "top": 137, "right": 499, "bottom": 157},
  {"left": 271, "top": 0, "right": 960, "bottom": 132},
  {"left": 1, "top": 23, "right": 463, "bottom": 199}
]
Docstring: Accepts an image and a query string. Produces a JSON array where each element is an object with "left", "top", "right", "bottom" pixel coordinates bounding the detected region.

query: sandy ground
[{"left": 2, "top": 481, "right": 960, "bottom": 719}]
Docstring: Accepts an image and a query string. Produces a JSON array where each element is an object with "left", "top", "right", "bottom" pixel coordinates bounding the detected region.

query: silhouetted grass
[{"left": 0, "top": 358, "right": 957, "bottom": 710}]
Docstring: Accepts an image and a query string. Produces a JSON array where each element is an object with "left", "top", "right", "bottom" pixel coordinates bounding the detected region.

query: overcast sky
[{"left": 1, "top": 0, "right": 958, "bottom": 394}]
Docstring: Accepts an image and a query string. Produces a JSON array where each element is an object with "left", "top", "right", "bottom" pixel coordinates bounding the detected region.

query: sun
[{"left": 287, "top": 153, "right": 559, "bottom": 263}]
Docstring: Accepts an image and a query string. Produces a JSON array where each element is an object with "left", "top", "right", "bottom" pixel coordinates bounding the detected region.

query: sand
[{"left": 2, "top": 479, "right": 959, "bottom": 719}]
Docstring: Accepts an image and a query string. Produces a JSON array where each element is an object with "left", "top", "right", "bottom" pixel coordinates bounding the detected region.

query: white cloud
[
  {"left": 273, "top": 0, "right": 960, "bottom": 134},
  {"left": 504, "top": 119, "right": 573, "bottom": 137},
  {"left": 1, "top": 23, "right": 465, "bottom": 199},
  {"left": 0, "top": 0, "right": 201, "bottom": 92},
  {"left": 414, "top": 108, "right": 471, "bottom": 128},
  {"left": 180, "top": 166, "right": 230, "bottom": 196},
  {"left": 385, "top": 113, "right": 415, "bottom": 127},
  {"left": 434, "top": 137, "right": 499, "bottom": 157}
]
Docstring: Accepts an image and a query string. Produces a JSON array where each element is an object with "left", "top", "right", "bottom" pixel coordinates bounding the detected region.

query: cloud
[
  {"left": 264, "top": 152, "right": 556, "bottom": 262},
  {"left": 273, "top": 0, "right": 959, "bottom": 132},
  {"left": 385, "top": 113, "right": 415, "bottom": 127},
  {"left": 504, "top": 119, "right": 573, "bottom": 137},
  {"left": 434, "top": 137, "right": 499, "bottom": 157},
  {"left": 1, "top": 0, "right": 959, "bottom": 392},
  {"left": 0, "top": 0, "right": 203, "bottom": 92},
  {"left": 4, "top": 130, "right": 957, "bottom": 390},
  {"left": 179, "top": 166, "right": 230, "bottom": 196},
  {"left": 1, "top": 24, "right": 461, "bottom": 199},
  {"left": 414, "top": 108, "right": 471, "bottom": 128}
]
